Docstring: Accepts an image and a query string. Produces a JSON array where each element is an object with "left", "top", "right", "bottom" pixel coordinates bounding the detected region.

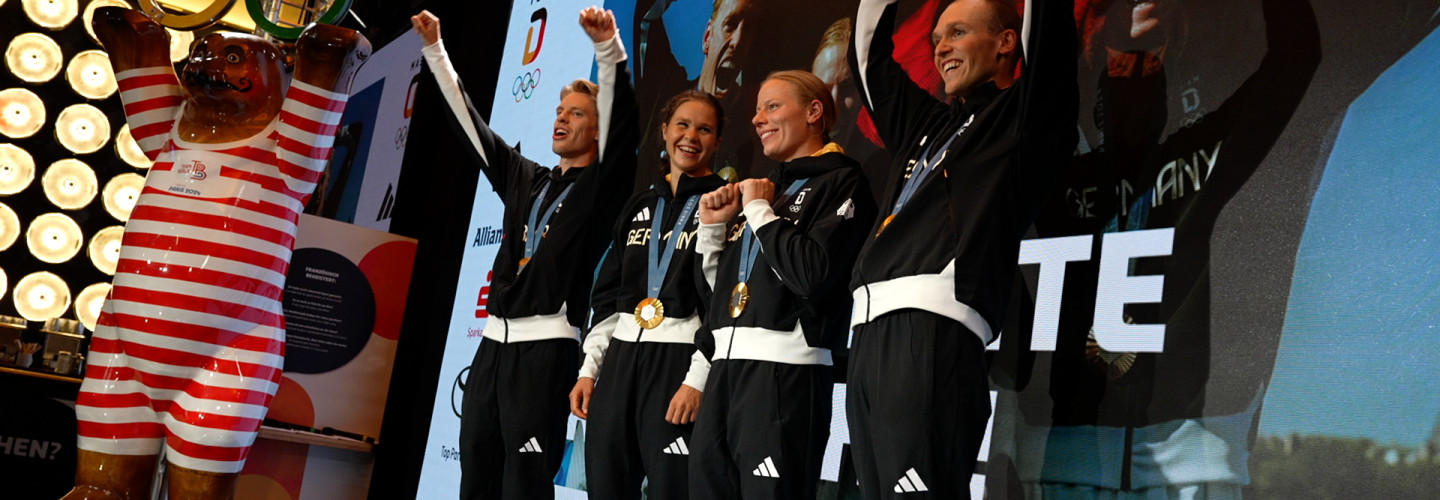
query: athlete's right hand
[
  {"left": 699, "top": 183, "right": 742, "bottom": 224},
  {"left": 570, "top": 377, "right": 596, "bottom": 419},
  {"left": 411, "top": 10, "right": 441, "bottom": 47}
]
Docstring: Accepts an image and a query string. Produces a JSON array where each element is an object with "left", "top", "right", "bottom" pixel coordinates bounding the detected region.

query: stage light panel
[
  {"left": 42, "top": 159, "right": 98, "bottom": 209},
  {"left": 0, "top": 203, "right": 18, "bottom": 251},
  {"left": 0, "top": 88, "right": 46, "bottom": 139},
  {"left": 102, "top": 172, "right": 144, "bottom": 221},
  {"left": 0, "top": 143, "right": 36, "bottom": 195},
  {"left": 27, "top": 212, "right": 82, "bottom": 263},
  {"left": 67, "top": 50, "right": 118, "bottom": 100},
  {"left": 75, "top": 282, "right": 110, "bottom": 331},
  {"left": 6, "top": 33, "right": 63, "bottom": 83},
  {"left": 14, "top": 271, "right": 70, "bottom": 322},
  {"left": 115, "top": 125, "right": 152, "bottom": 168},
  {"left": 22, "top": 0, "right": 79, "bottom": 30},
  {"left": 88, "top": 225, "right": 123, "bottom": 275},
  {"left": 55, "top": 104, "right": 111, "bottom": 154}
]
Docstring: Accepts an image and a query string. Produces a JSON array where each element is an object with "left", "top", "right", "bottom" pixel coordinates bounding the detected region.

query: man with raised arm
[
  {"left": 412, "top": 7, "right": 637, "bottom": 499},
  {"left": 845, "top": 0, "right": 1077, "bottom": 497}
]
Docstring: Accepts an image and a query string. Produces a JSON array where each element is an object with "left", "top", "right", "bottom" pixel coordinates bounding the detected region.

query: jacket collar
[
  {"left": 952, "top": 81, "right": 1001, "bottom": 117},
  {"left": 550, "top": 163, "right": 589, "bottom": 183},
  {"left": 770, "top": 142, "right": 855, "bottom": 184},
  {"left": 655, "top": 172, "right": 727, "bottom": 200}
]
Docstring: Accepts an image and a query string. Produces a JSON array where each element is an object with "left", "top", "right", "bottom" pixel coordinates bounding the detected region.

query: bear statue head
[{"left": 179, "top": 32, "right": 291, "bottom": 123}]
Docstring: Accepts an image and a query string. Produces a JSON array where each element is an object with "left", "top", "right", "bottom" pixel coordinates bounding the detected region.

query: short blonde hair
[
  {"left": 763, "top": 70, "right": 837, "bottom": 143},
  {"left": 559, "top": 79, "right": 598, "bottom": 101}
]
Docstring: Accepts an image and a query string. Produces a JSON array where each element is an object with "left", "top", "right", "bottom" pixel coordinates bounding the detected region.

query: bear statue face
[{"left": 180, "top": 32, "right": 288, "bottom": 118}]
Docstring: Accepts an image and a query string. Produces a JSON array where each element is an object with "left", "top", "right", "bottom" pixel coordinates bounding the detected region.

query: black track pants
[
  {"left": 689, "top": 359, "right": 832, "bottom": 500},
  {"left": 584, "top": 339, "right": 696, "bottom": 500},
  {"left": 459, "top": 337, "right": 579, "bottom": 500},
  {"left": 847, "top": 310, "right": 991, "bottom": 499}
]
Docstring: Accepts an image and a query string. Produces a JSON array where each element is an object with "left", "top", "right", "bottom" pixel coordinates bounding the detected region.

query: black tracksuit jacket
[
  {"left": 848, "top": 0, "right": 1079, "bottom": 342},
  {"left": 697, "top": 150, "right": 877, "bottom": 362},
  {"left": 582, "top": 173, "right": 727, "bottom": 381},
  {"left": 442, "top": 47, "right": 638, "bottom": 333}
]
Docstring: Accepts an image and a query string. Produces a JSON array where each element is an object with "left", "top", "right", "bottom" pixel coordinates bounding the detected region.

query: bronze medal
[
  {"left": 635, "top": 297, "right": 665, "bottom": 329},
  {"left": 728, "top": 282, "right": 750, "bottom": 318},
  {"left": 518, "top": 256, "right": 531, "bottom": 269}
]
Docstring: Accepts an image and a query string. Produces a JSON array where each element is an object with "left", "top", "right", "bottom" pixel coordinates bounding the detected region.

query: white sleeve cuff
[
  {"left": 743, "top": 199, "right": 781, "bottom": 230},
  {"left": 578, "top": 313, "right": 621, "bottom": 379},
  {"left": 594, "top": 34, "right": 628, "bottom": 64},
  {"left": 697, "top": 223, "right": 728, "bottom": 255},
  {"left": 682, "top": 350, "right": 712, "bottom": 392},
  {"left": 698, "top": 223, "right": 728, "bottom": 288}
]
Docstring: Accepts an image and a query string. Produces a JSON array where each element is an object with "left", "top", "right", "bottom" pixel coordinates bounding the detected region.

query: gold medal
[
  {"left": 635, "top": 297, "right": 665, "bottom": 329},
  {"left": 876, "top": 214, "right": 896, "bottom": 236},
  {"left": 518, "top": 256, "right": 531, "bottom": 268},
  {"left": 728, "top": 282, "right": 750, "bottom": 318}
]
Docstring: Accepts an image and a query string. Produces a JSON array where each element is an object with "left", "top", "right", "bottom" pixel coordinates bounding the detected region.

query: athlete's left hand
[
  {"left": 738, "top": 178, "right": 775, "bottom": 207},
  {"left": 666, "top": 384, "right": 703, "bottom": 425}
]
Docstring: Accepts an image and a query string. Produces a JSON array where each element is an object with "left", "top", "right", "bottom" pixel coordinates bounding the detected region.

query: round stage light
[
  {"left": 22, "top": 0, "right": 79, "bottom": 30},
  {"left": 0, "top": 267, "right": 6, "bottom": 303},
  {"left": 66, "top": 50, "right": 117, "bottom": 100},
  {"left": 83, "top": 0, "right": 130, "bottom": 43},
  {"left": 103, "top": 172, "right": 144, "bottom": 221},
  {"left": 75, "top": 282, "right": 111, "bottom": 331},
  {"left": 5, "top": 33, "right": 63, "bottom": 83},
  {"left": 88, "top": 225, "right": 123, "bottom": 275},
  {"left": 168, "top": 28, "right": 194, "bottom": 63},
  {"left": 0, "top": 88, "right": 45, "bottom": 139},
  {"left": 55, "top": 104, "right": 110, "bottom": 154},
  {"left": 13, "top": 271, "right": 71, "bottom": 322},
  {"left": 115, "top": 125, "right": 152, "bottom": 168},
  {"left": 41, "top": 159, "right": 98, "bottom": 209},
  {"left": 26, "top": 212, "right": 82, "bottom": 263},
  {"left": 0, "top": 202, "right": 18, "bottom": 251},
  {"left": 0, "top": 143, "right": 36, "bottom": 195}
]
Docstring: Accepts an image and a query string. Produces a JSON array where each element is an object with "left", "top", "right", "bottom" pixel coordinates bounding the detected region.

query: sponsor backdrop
[{"left": 422, "top": 0, "right": 1440, "bottom": 498}]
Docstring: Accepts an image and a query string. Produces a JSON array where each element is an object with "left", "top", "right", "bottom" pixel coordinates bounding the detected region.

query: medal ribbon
[
  {"left": 890, "top": 114, "right": 973, "bottom": 217},
  {"left": 525, "top": 180, "right": 575, "bottom": 262},
  {"left": 737, "top": 179, "right": 810, "bottom": 283},
  {"left": 647, "top": 195, "right": 701, "bottom": 297}
]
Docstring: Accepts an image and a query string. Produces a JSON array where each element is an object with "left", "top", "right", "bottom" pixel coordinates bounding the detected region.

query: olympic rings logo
[{"left": 513, "top": 68, "right": 542, "bottom": 102}]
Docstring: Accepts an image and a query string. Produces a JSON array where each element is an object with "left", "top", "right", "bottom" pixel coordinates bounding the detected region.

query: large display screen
[{"left": 420, "top": 0, "right": 1440, "bottom": 498}]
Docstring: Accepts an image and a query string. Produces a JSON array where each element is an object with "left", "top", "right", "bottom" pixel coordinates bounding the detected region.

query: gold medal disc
[
  {"left": 876, "top": 214, "right": 896, "bottom": 237},
  {"left": 729, "top": 282, "right": 750, "bottom": 318},
  {"left": 634, "top": 297, "right": 665, "bottom": 329}
]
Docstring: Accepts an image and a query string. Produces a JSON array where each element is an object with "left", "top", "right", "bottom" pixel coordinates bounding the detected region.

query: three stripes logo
[
  {"left": 751, "top": 456, "right": 780, "bottom": 478},
  {"left": 518, "top": 437, "right": 543, "bottom": 453},
  {"left": 661, "top": 437, "right": 690, "bottom": 455},
  {"left": 633, "top": 206, "right": 652, "bottom": 222},
  {"left": 893, "top": 468, "right": 929, "bottom": 493}
]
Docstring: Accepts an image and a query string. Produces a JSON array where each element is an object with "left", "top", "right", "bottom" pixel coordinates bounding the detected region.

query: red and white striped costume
[{"left": 75, "top": 66, "right": 347, "bottom": 473}]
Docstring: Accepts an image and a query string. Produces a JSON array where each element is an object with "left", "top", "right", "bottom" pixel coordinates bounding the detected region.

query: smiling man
[
  {"left": 845, "top": 0, "right": 1078, "bottom": 498},
  {"left": 414, "top": 7, "right": 638, "bottom": 500}
]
